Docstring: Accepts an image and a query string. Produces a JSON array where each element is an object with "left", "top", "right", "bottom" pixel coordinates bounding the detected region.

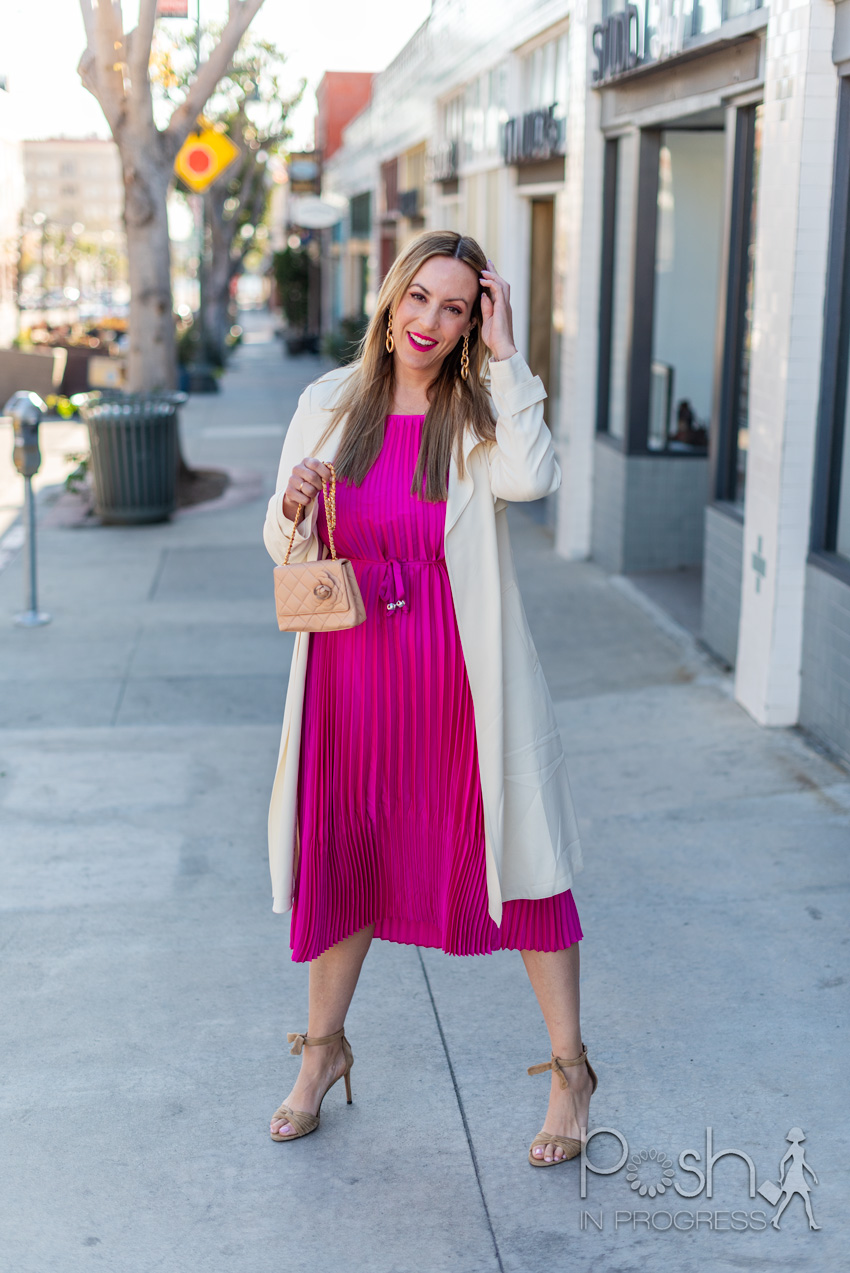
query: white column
[
  {"left": 555, "top": 0, "right": 605, "bottom": 561},
  {"left": 735, "top": 0, "right": 838, "bottom": 725}
]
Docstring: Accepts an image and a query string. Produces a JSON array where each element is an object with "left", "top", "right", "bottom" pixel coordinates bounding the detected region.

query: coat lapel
[{"left": 445, "top": 427, "right": 480, "bottom": 538}]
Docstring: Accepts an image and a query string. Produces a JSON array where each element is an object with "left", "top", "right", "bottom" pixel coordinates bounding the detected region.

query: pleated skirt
[{"left": 289, "top": 413, "right": 583, "bottom": 963}]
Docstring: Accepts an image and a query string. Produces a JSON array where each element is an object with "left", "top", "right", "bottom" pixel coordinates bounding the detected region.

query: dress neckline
[{"left": 386, "top": 412, "right": 426, "bottom": 421}]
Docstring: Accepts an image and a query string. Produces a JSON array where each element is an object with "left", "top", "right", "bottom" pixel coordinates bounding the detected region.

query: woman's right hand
[{"left": 281, "top": 456, "right": 333, "bottom": 523}]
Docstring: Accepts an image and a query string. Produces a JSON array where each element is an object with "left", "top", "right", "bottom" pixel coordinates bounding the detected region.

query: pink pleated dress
[{"left": 290, "top": 413, "right": 583, "bottom": 963}]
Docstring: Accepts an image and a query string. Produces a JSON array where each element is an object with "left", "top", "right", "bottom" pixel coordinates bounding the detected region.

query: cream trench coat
[{"left": 262, "top": 351, "right": 583, "bottom": 925}]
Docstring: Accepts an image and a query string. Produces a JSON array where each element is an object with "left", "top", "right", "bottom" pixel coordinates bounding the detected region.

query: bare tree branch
[
  {"left": 77, "top": 48, "right": 99, "bottom": 99},
  {"left": 78, "top": 0, "right": 96, "bottom": 45},
  {"left": 77, "top": 2, "right": 128, "bottom": 134},
  {"left": 128, "top": 0, "right": 158, "bottom": 96},
  {"left": 86, "top": 0, "right": 129, "bottom": 133},
  {"left": 167, "top": 0, "right": 266, "bottom": 144}
]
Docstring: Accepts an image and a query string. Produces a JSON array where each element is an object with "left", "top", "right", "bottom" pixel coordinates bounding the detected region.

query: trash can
[{"left": 80, "top": 392, "right": 185, "bottom": 525}]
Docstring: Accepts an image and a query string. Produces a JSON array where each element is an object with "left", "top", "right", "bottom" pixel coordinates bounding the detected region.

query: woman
[{"left": 262, "top": 230, "right": 597, "bottom": 1167}]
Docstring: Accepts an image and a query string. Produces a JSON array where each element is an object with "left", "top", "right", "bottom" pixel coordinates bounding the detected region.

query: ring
[{"left": 299, "top": 482, "right": 306, "bottom": 493}]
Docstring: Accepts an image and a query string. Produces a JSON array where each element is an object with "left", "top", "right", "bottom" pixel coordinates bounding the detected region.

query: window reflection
[{"left": 650, "top": 129, "right": 725, "bottom": 453}]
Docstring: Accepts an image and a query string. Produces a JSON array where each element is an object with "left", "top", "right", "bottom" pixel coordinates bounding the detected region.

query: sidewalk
[{"left": 1, "top": 320, "right": 847, "bottom": 1273}]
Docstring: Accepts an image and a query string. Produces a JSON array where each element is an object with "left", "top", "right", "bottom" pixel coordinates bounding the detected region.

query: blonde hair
[{"left": 315, "top": 229, "right": 496, "bottom": 502}]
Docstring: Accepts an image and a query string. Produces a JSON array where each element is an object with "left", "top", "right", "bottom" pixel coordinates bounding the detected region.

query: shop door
[
  {"left": 528, "top": 198, "right": 555, "bottom": 401},
  {"left": 379, "top": 228, "right": 396, "bottom": 284}
]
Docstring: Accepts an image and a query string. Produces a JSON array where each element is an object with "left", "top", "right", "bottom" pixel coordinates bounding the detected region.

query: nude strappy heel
[
  {"left": 527, "top": 1042, "right": 598, "bottom": 1167},
  {"left": 269, "top": 1026, "right": 353, "bottom": 1142}
]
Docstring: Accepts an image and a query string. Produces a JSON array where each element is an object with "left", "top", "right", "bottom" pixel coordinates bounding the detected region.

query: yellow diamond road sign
[{"left": 175, "top": 127, "right": 241, "bottom": 193}]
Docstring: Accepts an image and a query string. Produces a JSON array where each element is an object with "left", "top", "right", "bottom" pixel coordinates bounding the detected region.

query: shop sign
[
  {"left": 287, "top": 152, "right": 321, "bottom": 194},
  {"left": 156, "top": 0, "right": 189, "bottom": 16},
  {"left": 592, "top": 4, "right": 640, "bottom": 83},
  {"left": 502, "top": 104, "right": 563, "bottom": 167},
  {"left": 428, "top": 140, "right": 458, "bottom": 183},
  {"left": 593, "top": 0, "right": 698, "bottom": 84}
]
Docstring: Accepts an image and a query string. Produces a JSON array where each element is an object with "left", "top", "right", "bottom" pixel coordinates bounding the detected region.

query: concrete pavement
[{"left": 1, "top": 317, "right": 847, "bottom": 1272}]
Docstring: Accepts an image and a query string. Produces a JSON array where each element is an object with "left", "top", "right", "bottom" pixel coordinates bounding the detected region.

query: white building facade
[
  {"left": 0, "top": 81, "right": 24, "bottom": 347},
  {"left": 322, "top": 0, "right": 850, "bottom": 767}
]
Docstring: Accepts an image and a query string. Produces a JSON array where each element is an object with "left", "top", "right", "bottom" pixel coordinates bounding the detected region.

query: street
[{"left": 0, "top": 318, "right": 847, "bottom": 1273}]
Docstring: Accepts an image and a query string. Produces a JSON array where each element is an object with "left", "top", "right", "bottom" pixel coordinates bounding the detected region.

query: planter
[
  {"left": 79, "top": 391, "right": 185, "bottom": 525},
  {"left": 0, "top": 347, "right": 67, "bottom": 406}
]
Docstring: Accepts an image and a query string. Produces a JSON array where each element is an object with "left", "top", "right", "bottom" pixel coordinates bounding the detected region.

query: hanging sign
[
  {"left": 157, "top": 1, "right": 190, "bottom": 16},
  {"left": 175, "top": 125, "right": 241, "bottom": 192}
]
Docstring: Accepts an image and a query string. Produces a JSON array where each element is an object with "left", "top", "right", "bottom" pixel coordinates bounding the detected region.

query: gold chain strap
[{"left": 282, "top": 462, "right": 338, "bottom": 566}]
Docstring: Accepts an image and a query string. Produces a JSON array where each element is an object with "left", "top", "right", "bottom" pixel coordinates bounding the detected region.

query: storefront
[{"left": 587, "top": 0, "right": 767, "bottom": 659}]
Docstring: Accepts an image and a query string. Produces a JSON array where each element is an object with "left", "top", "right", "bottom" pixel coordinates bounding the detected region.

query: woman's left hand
[{"left": 479, "top": 260, "right": 518, "bottom": 362}]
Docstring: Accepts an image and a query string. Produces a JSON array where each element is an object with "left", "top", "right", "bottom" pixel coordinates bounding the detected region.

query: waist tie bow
[{"left": 378, "top": 559, "right": 408, "bottom": 614}]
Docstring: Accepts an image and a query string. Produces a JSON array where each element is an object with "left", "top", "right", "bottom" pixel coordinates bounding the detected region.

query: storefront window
[
  {"left": 521, "top": 32, "right": 569, "bottom": 121},
  {"left": 693, "top": 0, "right": 722, "bottom": 36},
  {"left": 649, "top": 129, "right": 725, "bottom": 453},
  {"left": 350, "top": 192, "right": 371, "bottom": 238},
  {"left": 733, "top": 105, "right": 763, "bottom": 506},
  {"left": 837, "top": 396, "right": 850, "bottom": 559},
  {"left": 714, "top": 104, "right": 763, "bottom": 507},
  {"left": 812, "top": 81, "right": 850, "bottom": 564},
  {"left": 442, "top": 93, "right": 463, "bottom": 147},
  {"left": 463, "top": 65, "right": 506, "bottom": 165}
]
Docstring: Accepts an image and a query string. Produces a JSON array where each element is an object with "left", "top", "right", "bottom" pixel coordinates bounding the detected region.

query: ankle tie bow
[
  {"left": 287, "top": 1026, "right": 347, "bottom": 1056},
  {"left": 527, "top": 1043, "right": 590, "bottom": 1090}
]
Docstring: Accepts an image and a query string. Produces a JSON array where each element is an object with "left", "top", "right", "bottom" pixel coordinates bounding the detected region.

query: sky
[{"left": 3, "top": 0, "right": 432, "bottom": 147}]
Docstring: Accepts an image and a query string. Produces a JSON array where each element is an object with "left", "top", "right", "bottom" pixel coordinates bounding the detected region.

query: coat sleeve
[
  {"left": 263, "top": 384, "right": 322, "bottom": 566},
  {"left": 484, "top": 351, "right": 561, "bottom": 502}
]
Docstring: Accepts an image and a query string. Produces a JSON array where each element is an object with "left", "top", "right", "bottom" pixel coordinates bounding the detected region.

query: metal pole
[
  {"left": 18, "top": 475, "right": 49, "bottom": 626},
  {"left": 196, "top": 0, "right": 207, "bottom": 359},
  {"left": 5, "top": 391, "right": 50, "bottom": 627}
]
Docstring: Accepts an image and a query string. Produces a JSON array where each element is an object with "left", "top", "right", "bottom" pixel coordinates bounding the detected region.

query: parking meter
[
  {"left": 12, "top": 399, "right": 43, "bottom": 477},
  {"left": 4, "top": 391, "right": 50, "bottom": 627}
]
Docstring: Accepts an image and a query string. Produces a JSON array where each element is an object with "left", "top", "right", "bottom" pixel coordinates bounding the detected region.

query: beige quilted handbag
[{"left": 273, "top": 462, "right": 366, "bottom": 632}]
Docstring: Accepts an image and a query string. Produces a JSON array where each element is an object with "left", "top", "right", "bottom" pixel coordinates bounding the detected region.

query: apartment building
[{"left": 0, "top": 80, "right": 24, "bottom": 346}]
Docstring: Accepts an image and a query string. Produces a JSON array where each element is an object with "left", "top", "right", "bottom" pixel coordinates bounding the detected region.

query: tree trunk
[
  {"left": 204, "top": 203, "right": 237, "bottom": 364},
  {"left": 122, "top": 144, "right": 176, "bottom": 393},
  {"left": 204, "top": 267, "right": 235, "bottom": 363}
]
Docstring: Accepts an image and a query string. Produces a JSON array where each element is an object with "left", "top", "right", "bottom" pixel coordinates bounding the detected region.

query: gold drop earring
[
  {"left": 460, "top": 331, "right": 470, "bottom": 381},
  {"left": 385, "top": 309, "right": 394, "bottom": 354}
]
